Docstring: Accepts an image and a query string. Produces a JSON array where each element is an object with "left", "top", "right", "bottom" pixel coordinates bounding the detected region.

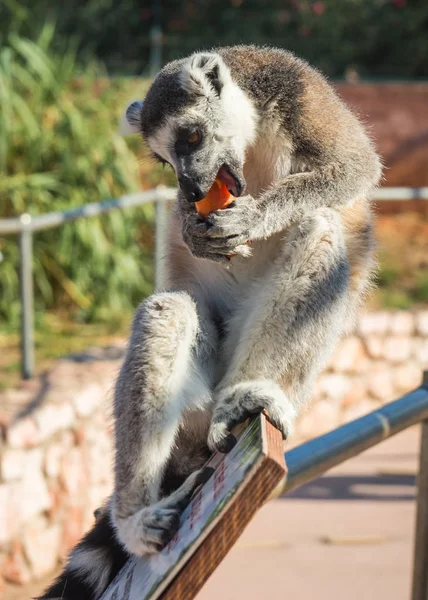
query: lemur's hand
[
  {"left": 181, "top": 198, "right": 254, "bottom": 263},
  {"left": 204, "top": 195, "right": 262, "bottom": 247}
]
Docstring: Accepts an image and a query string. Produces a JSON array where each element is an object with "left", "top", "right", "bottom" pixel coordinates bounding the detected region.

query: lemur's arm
[
  {"left": 256, "top": 150, "right": 380, "bottom": 238},
  {"left": 203, "top": 80, "right": 381, "bottom": 245}
]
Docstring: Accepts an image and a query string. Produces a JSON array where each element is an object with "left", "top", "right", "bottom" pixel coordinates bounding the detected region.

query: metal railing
[
  {"left": 0, "top": 186, "right": 176, "bottom": 379},
  {"left": 1, "top": 186, "right": 428, "bottom": 379},
  {"left": 99, "top": 374, "right": 428, "bottom": 599},
  {"left": 278, "top": 373, "right": 428, "bottom": 600}
]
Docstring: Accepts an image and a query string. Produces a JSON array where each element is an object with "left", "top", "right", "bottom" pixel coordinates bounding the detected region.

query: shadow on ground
[{"left": 282, "top": 473, "right": 416, "bottom": 502}]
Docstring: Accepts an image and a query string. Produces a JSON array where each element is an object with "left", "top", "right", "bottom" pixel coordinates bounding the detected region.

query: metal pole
[
  {"left": 149, "top": 0, "right": 162, "bottom": 77},
  {"left": 411, "top": 373, "right": 428, "bottom": 600},
  {"left": 154, "top": 188, "right": 169, "bottom": 291},
  {"left": 274, "top": 379, "right": 428, "bottom": 498},
  {"left": 19, "top": 215, "right": 34, "bottom": 379}
]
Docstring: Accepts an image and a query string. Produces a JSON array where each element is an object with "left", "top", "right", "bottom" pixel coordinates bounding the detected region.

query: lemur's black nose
[{"left": 178, "top": 175, "right": 204, "bottom": 203}]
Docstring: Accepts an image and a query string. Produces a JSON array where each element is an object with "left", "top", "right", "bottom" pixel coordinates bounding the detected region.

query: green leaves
[{"left": 0, "top": 17, "right": 155, "bottom": 327}]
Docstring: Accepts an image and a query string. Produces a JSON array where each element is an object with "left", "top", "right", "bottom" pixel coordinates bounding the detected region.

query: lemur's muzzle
[{"left": 178, "top": 174, "right": 205, "bottom": 203}]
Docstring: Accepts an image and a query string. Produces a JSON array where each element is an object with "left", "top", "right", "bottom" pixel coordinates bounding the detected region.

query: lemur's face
[
  {"left": 145, "top": 100, "right": 247, "bottom": 203},
  {"left": 121, "top": 53, "right": 257, "bottom": 204}
]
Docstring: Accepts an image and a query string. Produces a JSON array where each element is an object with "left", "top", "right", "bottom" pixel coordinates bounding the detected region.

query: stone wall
[
  {"left": 0, "top": 347, "right": 123, "bottom": 592},
  {"left": 296, "top": 310, "right": 428, "bottom": 439},
  {"left": 1, "top": 311, "right": 428, "bottom": 592}
]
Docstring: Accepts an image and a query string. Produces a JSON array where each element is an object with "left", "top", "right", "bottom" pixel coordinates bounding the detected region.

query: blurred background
[
  {"left": 0, "top": 1, "right": 428, "bottom": 599},
  {"left": 1, "top": 0, "right": 428, "bottom": 387}
]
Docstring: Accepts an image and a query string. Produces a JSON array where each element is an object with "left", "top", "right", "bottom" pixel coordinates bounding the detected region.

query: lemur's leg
[
  {"left": 209, "top": 208, "right": 350, "bottom": 453},
  {"left": 111, "top": 291, "right": 217, "bottom": 555}
]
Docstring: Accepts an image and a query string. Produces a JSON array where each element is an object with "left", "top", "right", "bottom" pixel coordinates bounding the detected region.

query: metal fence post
[
  {"left": 149, "top": 0, "right": 162, "bottom": 77},
  {"left": 411, "top": 371, "right": 428, "bottom": 600},
  {"left": 154, "top": 188, "right": 168, "bottom": 291},
  {"left": 19, "top": 215, "right": 34, "bottom": 379}
]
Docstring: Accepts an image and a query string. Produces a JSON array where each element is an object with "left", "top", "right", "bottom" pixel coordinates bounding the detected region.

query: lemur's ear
[
  {"left": 118, "top": 100, "right": 144, "bottom": 135},
  {"left": 180, "top": 53, "right": 231, "bottom": 99}
]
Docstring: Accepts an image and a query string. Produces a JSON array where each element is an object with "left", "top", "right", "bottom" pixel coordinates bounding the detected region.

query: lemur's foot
[
  {"left": 113, "top": 466, "right": 214, "bottom": 555},
  {"left": 208, "top": 380, "right": 296, "bottom": 453}
]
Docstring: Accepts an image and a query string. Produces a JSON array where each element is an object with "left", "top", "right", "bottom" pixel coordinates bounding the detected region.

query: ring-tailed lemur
[{"left": 42, "top": 45, "right": 381, "bottom": 599}]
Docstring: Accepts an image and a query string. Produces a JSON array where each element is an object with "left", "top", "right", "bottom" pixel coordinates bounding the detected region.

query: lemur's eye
[
  {"left": 187, "top": 131, "right": 200, "bottom": 145},
  {"left": 175, "top": 128, "right": 202, "bottom": 155},
  {"left": 152, "top": 152, "right": 170, "bottom": 168}
]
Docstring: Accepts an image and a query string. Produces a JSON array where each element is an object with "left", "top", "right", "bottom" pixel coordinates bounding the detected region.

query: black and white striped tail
[{"left": 40, "top": 509, "right": 128, "bottom": 600}]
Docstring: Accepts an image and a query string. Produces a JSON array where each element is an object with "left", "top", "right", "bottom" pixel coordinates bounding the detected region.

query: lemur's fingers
[
  {"left": 208, "top": 382, "right": 297, "bottom": 453},
  {"left": 143, "top": 508, "right": 181, "bottom": 550},
  {"left": 207, "top": 421, "right": 238, "bottom": 454},
  {"left": 186, "top": 238, "right": 246, "bottom": 263},
  {"left": 232, "top": 244, "right": 253, "bottom": 258},
  {"left": 186, "top": 220, "right": 210, "bottom": 237},
  {"left": 113, "top": 505, "right": 181, "bottom": 555},
  {"left": 165, "top": 466, "right": 215, "bottom": 511},
  {"left": 203, "top": 216, "right": 249, "bottom": 239},
  {"left": 196, "top": 237, "right": 252, "bottom": 257},
  {"left": 112, "top": 468, "right": 213, "bottom": 556},
  {"left": 204, "top": 198, "right": 259, "bottom": 240}
]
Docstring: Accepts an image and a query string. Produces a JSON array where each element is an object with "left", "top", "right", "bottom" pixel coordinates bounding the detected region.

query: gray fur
[
  {"left": 110, "top": 45, "right": 380, "bottom": 559},
  {"left": 62, "top": 46, "right": 380, "bottom": 596}
]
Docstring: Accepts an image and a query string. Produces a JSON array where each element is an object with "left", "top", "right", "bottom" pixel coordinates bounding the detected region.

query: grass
[
  {"left": 0, "top": 310, "right": 131, "bottom": 390},
  {"left": 2, "top": 211, "right": 428, "bottom": 390},
  {"left": 366, "top": 212, "right": 428, "bottom": 311},
  {"left": 0, "top": 22, "right": 177, "bottom": 329}
]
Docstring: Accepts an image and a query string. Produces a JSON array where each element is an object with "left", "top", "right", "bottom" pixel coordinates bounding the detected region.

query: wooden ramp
[{"left": 100, "top": 414, "right": 286, "bottom": 600}]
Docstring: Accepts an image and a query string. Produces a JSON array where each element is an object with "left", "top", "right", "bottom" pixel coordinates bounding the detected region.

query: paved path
[
  {"left": 197, "top": 426, "right": 420, "bottom": 600},
  {"left": 7, "top": 426, "right": 420, "bottom": 600}
]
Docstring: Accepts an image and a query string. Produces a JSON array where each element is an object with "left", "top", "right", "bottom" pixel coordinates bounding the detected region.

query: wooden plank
[{"left": 101, "top": 414, "right": 286, "bottom": 600}]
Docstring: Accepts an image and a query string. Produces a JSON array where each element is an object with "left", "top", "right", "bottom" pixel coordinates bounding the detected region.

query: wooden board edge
[{"left": 159, "top": 419, "right": 286, "bottom": 600}]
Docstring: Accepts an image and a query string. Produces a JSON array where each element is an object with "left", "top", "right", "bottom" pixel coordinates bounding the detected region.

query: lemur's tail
[{"left": 39, "top": 509, "right": 128, "bottom": 600}]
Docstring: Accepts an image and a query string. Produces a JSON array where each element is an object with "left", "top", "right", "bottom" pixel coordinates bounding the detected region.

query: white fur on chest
[
  {"left": 244, "top": 118, "right": 293, "bottom": 198},
  {"left": 227, "top": 233, "right": 283, "bottom": 287}
]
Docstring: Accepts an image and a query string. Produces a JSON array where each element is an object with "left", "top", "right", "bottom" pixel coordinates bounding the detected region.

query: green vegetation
[
  {"left": 2, "top": 0, "right": 426, "bottom": 79},
  {"left": 369, "top": 212, "right": 428, "bottom": 311},
  {"left": 0, "top": 2, "right": 427, "bottom": 387},
  {"left": 0, "top": 15, "right": 175, "bottom": 328}
]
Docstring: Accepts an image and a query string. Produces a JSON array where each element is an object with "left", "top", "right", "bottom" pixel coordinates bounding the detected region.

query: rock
[
  {"left": 342, "top": 379, "right": 368, "bottom": 408},
  {"left": 383, "top": 336, "right": 412, "bottom": 363},
  {"left": 6, "top": 417, "right": 39, "bottom": 449},
  {"left": 417, "top": 340, "right": 428, "bottom": 365},
  {"left": 342, "top": 399, "right": 380, "bottom": 423},
  {"left": 86, "top": 432, "right": 113, "bottom": 486},
  {"left": 73, "top": 383, "right": 104, "bottom": 418},
  {"left": 0, "top": 483, "right": 21, "bottom": 544},
  {"left": 35, "top": 402, "right": 74, "bottom": 443},
  {"left": 60, "top": 447, "right": 88, "bottom": 496},
  {"left": 367, "top": 363, "right": 395, "bottom": 402},
  {"left": 1, "top": 449, "right": 26, "bottom": 481},
  {"left": 416, "top": 311, "right": 428, "bottom": 337},
  {"left": 297, "top": 400, "right": 340, "bottom": 438},
  {"left": 393, "top": 363, "right": 422, "bottom": 393},
  {"left": 3, "top": 542, "right": 31, "bottom": 585},
  {"left": 23, "top": 518, "right": 61, "bottom": 579},
  {"left": 20, "top": 449, "right": 52, "bottom": 523},
  {"left": 44, "top": 431, "right": 75, "bottom": 479},
  {"left": 317, "top": 374, "right": 351, "bottom": 401},
  {"left": 390, "top": 312, "right": 415, "bottom": 335},
  {"left": 358, "top": 312, "right": 390, "bottom": 336},
  {"left": 61, "top": 506, "right": 85, "bottom": 555},
  {"left": 365, "top": 335, "right": 383, "bottom": 359},
  {"left": 0, "top": 461, "right": 48, "bottom": 543},
  {"left": 329, "top": 337, "right": 367, "bottom": 373}
]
